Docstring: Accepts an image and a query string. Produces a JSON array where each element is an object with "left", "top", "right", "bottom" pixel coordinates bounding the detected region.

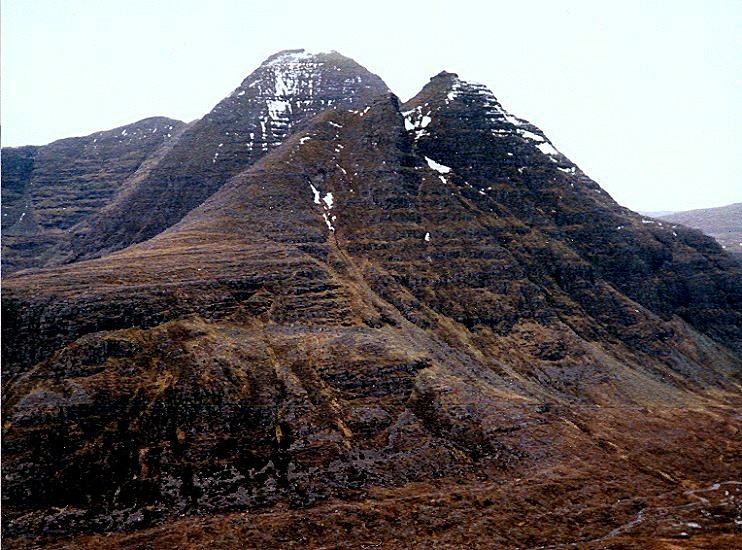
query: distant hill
[
  {"left": 639, "top": 210, "right": 676, "bottom": 218},
  {"left": 657, "top": 203, "right": 742, "bottom": 256}
]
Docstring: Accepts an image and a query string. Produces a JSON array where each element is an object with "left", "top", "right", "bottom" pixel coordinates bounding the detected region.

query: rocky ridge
[
  {"left": 1, "top": 50, "right": 389, "bottom": 273},
  {"left": 1, "top": 117, "right": 186, "bottom": 273},
  {"left": 46, "top": 50, "right": 388, "bottom": 268},
  {"left": 2, "top": 51, "right": 741, "bottom": 548}
]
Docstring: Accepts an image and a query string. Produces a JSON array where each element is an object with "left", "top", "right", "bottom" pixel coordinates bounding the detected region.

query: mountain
[
  {"left": 1, "top": 117, "right": 186, "bottom": 273},
  {"left": 2, "top": 51, "right": 741, "bottom": 549},
  {"left": 0, "top": 50, "right": 389, "bottom": 274},
  {"left": 657, "top": 203, "right": 742, "bottom": 258},
  {"left": 640, "top": 211, "right": 677, "bottom": 218}
]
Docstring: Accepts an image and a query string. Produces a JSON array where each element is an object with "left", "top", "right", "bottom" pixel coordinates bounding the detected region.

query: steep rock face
[
  {"left": 1, "top": 145, "right": 39, "bottom": 233},
  {"left": 53, "top": 49, "right": 390, "bottom": 264},
  {"left": 401, "top": 72, "right": 742, "bottom": 352},
  {"left": 2, "top": 54, "right": 741, "bottom": 547},
  {"left": 1, "top": 117, "right": 185, "bottom": 273}
]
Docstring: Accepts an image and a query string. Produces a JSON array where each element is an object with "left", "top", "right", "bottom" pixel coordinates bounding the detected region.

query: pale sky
[{"left": 2, "top": 0, "right": 740, "bottom": 212}]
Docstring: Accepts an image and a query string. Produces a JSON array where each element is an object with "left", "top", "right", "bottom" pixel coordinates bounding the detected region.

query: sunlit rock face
[{"left": 2, "top": 50, "right": 740, "bottom": 548}]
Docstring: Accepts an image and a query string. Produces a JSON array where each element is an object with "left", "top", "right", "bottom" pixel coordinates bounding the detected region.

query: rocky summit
[{"left": 2, "top": 50, "right": 741, "bottom": 549}]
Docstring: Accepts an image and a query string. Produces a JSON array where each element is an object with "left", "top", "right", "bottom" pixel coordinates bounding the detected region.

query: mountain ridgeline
[
  {"left": 2, "top": 50, "right": 740, "bottom": 548},
  {"left": 2, "top": 50, "right": 389, "bottom": 270}
]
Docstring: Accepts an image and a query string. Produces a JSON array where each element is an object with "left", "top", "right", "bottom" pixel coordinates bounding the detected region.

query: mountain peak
[
  {"left": 261, "top": 48, "right": 315, "bottom": 66},
  {"left": 237, "top": 48, "right": 389, "bottom": 101},
  {"left": 30, "top": 49, "right": 390, "bottom": 267},
  {"left": 432, "top": 70, "right": 459, "bottom": 80},
  {"left": 402, "top": 71, "right": 567, "bottom": 171}
]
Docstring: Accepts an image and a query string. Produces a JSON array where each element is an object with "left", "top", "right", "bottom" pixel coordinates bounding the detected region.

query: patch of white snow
[
  {"left": 322, "top": 212, "right": 335, "bottom": 231},
  {"left": 519, "top": 130, "right": 545, "bottom": 142},
  {"left": 425, "top": 156, "right": 451, "bottom": 174},
  {"left": 504, "top": 114, "right": 524, "bottom": 126},
  {"left": 267, "top": 99, "right": 291, "bottom": 119},
  {"left": 447, "top": 78, "right": 462, "bottom": 101},
  {"left": 310, "top": 183, "right": 321, "bottom": 204},
  {"left": 266, "top": 50, "right": 313, "bottom": 67},
  {"left": 536, "top": 142, "right": 559, "bottom": 156}
]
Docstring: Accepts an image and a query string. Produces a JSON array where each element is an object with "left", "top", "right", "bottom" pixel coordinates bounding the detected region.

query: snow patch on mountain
[
  {"left": 266, "top": 99, "right": 291, "bottom": 119},
  {"left": 447, "top": 83, "right": 461, "bottom": 101},
  {"left": 265, "top": 49, "right": 315, "bottom": 67},
  {"left": 519, "top": 130, "right": 545, "bottom": 142},
  {"left": 402, "top": 106, "right": 433, "bottom": 140},
  {"left": 425, "top": 157, "right": 451, "bottom": 174},
  {"left": 310, "top": 183, "right": 321, "bottom": 205},
  {"left": 536, "top": 142, "right": 559, "bottom": 156}
]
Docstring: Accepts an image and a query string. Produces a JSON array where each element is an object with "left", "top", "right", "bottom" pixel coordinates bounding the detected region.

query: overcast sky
[{"left": 2, "top": 0, "right": 740, "bottom": 212}]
